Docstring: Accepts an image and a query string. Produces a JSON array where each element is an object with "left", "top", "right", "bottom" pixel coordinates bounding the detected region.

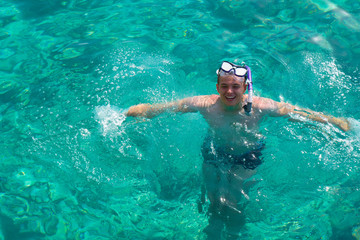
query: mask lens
[
  {"left": 221, "top": 62, "right": 233, "bottom": 72},
  {"left": 235, "top": 67, "right": 247, "bottom": 77}
]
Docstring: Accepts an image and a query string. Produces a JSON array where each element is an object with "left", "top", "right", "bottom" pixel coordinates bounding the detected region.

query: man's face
[{"left": 216, "top": 75, "right": 246, "bottom": 107}]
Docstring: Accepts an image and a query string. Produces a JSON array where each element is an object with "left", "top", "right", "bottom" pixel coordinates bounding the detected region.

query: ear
[
  {"left": 216, "top": 83, "right": 220, "bottom": 93},
  {"left": 243, "top": 84, "right": 247, "bottom": 93}
]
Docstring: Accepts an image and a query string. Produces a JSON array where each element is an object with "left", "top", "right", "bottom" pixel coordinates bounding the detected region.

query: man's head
[
  {"left": 216, "top": 74, "right": 247, "bottom": 108},
  {"left": 216, "top": 61, "right": 253, "bottom": 112},
  {"left": 216, "top": 61, "right": 248, "bottom": 84}
]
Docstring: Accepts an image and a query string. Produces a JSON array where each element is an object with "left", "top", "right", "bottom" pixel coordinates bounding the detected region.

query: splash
[
  {"left": 94, "top": 105, "right": 127, "bottom": 137},
  {"left": 348, "top": 118, "right": 360, "bottom": 141},
  {"left": 94, "top": 105, "right": 143, "bottom": 158}
]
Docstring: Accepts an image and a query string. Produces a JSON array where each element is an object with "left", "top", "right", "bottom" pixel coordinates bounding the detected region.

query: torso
[{"left": 197, "top": 95, "right": 267, "bottom": 154}]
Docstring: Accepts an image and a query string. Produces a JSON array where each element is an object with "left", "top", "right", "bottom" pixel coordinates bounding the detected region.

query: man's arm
[
  {"left": 254, "top": 96, "right": 350, "bottom": 132},
  {"left": 126, "top": 95, "right": 214, "bottom": 118},
  {"left": 278, "top": 102, "right": 350, "bottom": 132}
]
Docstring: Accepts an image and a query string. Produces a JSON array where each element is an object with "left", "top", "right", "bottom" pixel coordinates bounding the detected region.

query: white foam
[
  {"left": 94, "top": 105, "right": 144, "bottom": 158},
  {"left": 348, "top": 118, "right": 360, "bottom": 139},
  {"left": 95, "top": 105, "right": 127, "bottom": 137}
]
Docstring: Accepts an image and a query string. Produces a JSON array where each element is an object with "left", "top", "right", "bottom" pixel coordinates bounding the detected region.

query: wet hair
[{"left": 217, "top": 73, "right": 247, "bottom": 84}]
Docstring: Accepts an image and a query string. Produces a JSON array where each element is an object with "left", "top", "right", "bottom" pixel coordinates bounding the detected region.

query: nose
[{"left": 226, "top": 87, "right": 234, "bottom": 94}]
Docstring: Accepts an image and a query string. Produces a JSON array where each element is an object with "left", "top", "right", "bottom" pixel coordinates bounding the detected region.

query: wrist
[{"left": 336, "top": 118, "right": 351, "bottom": 132}]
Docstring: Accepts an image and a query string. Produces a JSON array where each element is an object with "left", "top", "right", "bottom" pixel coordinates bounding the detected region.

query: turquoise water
[{"left": 1, "top": 0, "right": 360, "bottom": 239}]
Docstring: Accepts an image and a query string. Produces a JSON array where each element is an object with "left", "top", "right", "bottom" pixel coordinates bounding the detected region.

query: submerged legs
[{"left": 202, "top": 163, "right": 258, "bottom": 239}]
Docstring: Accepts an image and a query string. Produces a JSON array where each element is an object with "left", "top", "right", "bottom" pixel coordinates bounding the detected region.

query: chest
[{"left": 201, "top": 110, "right": 261, "bottom": 132}]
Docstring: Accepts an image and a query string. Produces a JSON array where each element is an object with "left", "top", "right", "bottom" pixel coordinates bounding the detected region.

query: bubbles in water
[
  {"left": 94, "top": 105, "right": 127, "bottom": 137},
  {"left": 94, "top": 104, "right": 143, "bottom": 159},
  {"left": 304, "top": 52, "right": 347, "bottom": 88},
  {"left": 348, "top": 118, "right": 360, "bottom": 140},
  {"left": 93, "top": 45, "right": 182, "bottom": 108}
]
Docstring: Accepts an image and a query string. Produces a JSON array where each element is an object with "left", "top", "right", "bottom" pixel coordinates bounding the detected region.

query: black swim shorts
[{"left": 201, "top": 139, "right": 264, "bottom": 170}]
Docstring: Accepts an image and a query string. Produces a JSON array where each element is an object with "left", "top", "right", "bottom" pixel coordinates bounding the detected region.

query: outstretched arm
[
  {"left": 279, "top": 103, "right": 350, "bottom": 131},
  {"left": 126, "top": 95, "right": 213, "bottom": 118},
  {"left": 255, "top": 96, "right": 350, "bottom": 132},
  {"left": 126, "top": 101, "right": 190, "bottom": 118}
]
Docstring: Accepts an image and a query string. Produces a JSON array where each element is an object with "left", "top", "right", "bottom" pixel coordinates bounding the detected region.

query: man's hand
[
  {"left": 334, "top": 118, "right": 351, "bottom": 132},
  {"left": 126, "top": 104, "right": 151, "bottom": 117}
]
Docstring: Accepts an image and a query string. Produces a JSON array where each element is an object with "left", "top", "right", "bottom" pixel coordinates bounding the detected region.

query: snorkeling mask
[{"left": 216, "top": 61, "right": 253, "bottom": 115}]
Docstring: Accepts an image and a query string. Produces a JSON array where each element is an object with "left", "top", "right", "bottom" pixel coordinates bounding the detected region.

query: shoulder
[
  {"left": 180, "top": 95, "right": 218, "bottom": 108},
  {"left": 252, "top": 96, "right": 295, "bottom": 116},
  {"left": 175, "top": 95, "right": 217, "bottom": 112},
  {"left": 252, "top": 96, "right": 280, "bottom": 111}
]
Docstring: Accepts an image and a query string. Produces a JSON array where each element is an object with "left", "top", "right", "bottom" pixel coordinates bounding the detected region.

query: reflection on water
[{"left": 0, "top": 0, "right": 360, "bottom": 239}]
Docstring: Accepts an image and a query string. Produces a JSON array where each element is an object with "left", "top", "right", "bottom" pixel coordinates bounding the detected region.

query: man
[{"left": 126, "top": 61, "right": 350, "bottom": 238}]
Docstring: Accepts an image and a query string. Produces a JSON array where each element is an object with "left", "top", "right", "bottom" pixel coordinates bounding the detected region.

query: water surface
[{"left": 1, "top": 0, "right": 360, "bottom": 239}]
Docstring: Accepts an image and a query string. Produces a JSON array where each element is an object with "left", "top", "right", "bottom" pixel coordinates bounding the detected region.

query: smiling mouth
[{"left": 225, "top": 96, "right": 236, "bottom": 100}]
